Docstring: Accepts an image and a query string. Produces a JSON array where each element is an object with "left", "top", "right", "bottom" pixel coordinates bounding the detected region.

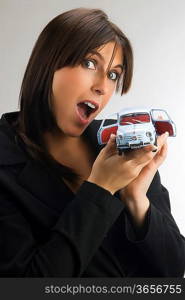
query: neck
[{"left": 43, "top": 130, "right": 84, "bottom": 162}]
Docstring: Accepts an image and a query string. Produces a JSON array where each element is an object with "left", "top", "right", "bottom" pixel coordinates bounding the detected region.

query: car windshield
[{"left": 119, "top": 113, "right": 150, "bottom": 125}]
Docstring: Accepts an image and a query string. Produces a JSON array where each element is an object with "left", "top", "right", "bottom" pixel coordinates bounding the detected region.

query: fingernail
[
  {"left": 110, "top": 134, "right": 116, "bottom": 139},
  {"left": 152, "top": 146, "right": 158, "bottom": 152},
  {"left": 165, "top": 132, "right": 169, "bottom": 137}
]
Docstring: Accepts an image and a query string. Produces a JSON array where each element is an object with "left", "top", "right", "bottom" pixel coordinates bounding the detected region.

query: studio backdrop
[{"left": 0, "top": 0, "right": 184, "bottom": 235}]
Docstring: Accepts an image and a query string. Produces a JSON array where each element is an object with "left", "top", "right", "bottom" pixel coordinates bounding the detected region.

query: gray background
[{"left": 0, "top": 0, "right": 185, "bottom": 235}]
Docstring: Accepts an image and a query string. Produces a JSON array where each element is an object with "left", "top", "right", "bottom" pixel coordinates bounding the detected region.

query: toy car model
[{"left": 97, "top": 107, "right": 176, "bottom": 154}]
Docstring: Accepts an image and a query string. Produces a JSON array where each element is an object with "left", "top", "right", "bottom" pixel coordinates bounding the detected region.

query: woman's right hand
[{"left": 87, "top": 134, "right": 158, "bottom": 195}]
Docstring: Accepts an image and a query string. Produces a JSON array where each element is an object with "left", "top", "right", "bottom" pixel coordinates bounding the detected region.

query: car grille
[{"left": 124, "top": 135, "right": 143, "bottom": 141}]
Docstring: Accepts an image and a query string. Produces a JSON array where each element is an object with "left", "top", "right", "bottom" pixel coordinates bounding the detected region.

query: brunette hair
[{"left": 15, "top": 7, "right": 133, "bottom": 184}]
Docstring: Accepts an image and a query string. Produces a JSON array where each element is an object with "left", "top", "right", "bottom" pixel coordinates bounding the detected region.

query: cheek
[
  {"left": 102, "top": 88, "right": 115, "bottom": 108},
  {"left": 53, "top": 69, "right": 90, "bottom": 99},
  {"left": 52, "top": 78, "right": 76, "bottom": 108},
  {"left": 53, "top": 73, "right": 73, "bottom": 95}
]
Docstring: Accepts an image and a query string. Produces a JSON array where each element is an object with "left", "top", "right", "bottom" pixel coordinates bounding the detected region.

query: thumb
[{"left": 103, "top": 133, "right": 117, "bottom": 156}]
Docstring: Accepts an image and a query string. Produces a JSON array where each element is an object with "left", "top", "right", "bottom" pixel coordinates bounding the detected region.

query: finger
[
  {"left": 160, "top": 141, "right": 168, "bottom": 158},
  {"left": 123, "top": 143, "right": 157, "bottom": 163},
  {"left": 156, "top": 132, "right": 169, "bottom": 151},
  {"left": 102, "top": 134, "right": 117, "bottom": 157},
  {"left": 144, "top": 144, "right": 158, "bottom": 153},
  {"left": 153, "top": 141, "right": 168, "bottom": 165},
  {"left": 139, "top": 135, "right": 168, "bottom": 165}
]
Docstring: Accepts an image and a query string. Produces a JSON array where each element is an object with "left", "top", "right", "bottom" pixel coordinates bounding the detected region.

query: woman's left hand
[{"left": 119, "top": 132, "right": 169, "bottom": 226}]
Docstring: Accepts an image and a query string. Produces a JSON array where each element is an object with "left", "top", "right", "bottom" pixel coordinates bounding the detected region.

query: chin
[{"left": 63, "top": 126, "right": 85, "bottom": 138}]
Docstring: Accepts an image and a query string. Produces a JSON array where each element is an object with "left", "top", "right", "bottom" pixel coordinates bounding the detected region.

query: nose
[{"left": 91, "top": 73, "right": 108, "bottom": 96}]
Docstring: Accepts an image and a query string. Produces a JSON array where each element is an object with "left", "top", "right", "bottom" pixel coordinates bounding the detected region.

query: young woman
[{"left": 0, "top": 8, "right": 184, "bottom": 277}]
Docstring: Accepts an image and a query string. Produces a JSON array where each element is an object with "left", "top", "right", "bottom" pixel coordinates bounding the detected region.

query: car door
[
  {"left": 150, "top": 109, "right": 176, "bottom": 136},
  {"left": 97, "top": 113, "right": 119, "bottom": 144}
]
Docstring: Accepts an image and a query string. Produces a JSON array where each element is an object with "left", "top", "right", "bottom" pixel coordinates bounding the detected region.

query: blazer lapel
[{"left": 17, "top": 159, "right": 74, "bottom": 214}]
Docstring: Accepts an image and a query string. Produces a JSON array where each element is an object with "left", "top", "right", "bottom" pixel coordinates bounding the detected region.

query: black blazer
[{"left": 0, "top": 111, "right": 184, "bottom": 277}]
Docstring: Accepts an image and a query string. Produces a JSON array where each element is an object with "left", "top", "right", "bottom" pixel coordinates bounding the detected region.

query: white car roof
[{"left": 118, "top": 107, "right": 152, "bottom": 116}]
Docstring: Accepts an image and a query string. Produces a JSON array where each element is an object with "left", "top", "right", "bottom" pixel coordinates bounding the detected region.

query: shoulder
[{"left": 0, "top": 111, "right": 28, "bottom": 167}]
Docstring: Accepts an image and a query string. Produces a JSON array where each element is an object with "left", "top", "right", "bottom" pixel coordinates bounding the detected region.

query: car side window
[{"left": 151, "top": 109, "right": 170, "bottom": 121}]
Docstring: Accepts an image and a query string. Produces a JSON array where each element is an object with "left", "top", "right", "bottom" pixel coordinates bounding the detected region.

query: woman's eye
[
  {"left": 108, "top": 71, "right": 119, "bottom": 81},
  {"left": 82, "top": 59, "right": 96, "bottom": 70}
]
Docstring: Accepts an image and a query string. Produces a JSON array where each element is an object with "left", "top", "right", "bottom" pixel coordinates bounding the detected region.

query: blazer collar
[{"left": 0, "top": 111, "right": 28, "bottom": 165}]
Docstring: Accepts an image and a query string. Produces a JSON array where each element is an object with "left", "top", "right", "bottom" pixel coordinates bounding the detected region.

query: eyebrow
[{"left": 88, "top": 50, "right": 124, "bottom": 72}]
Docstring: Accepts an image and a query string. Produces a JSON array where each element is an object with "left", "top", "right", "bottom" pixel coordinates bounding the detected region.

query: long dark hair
[{"left": 14, "top": 7, "right": 133, "bottom": 184}]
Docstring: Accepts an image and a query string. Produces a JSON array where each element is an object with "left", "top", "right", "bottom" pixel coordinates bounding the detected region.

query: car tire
[
  {"left": 154, "top": 135, "right": 157, "bottom": 146},
  {"left": 118, "top": 149, "right": 122, "bottom": 156},
  {"left": 152, "top": 135, "right": 158, "bottom": 152}
]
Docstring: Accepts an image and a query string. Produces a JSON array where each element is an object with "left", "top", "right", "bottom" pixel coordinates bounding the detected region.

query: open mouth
[{"left": 77, "top": 101, "right": 99, "bottom": 120}]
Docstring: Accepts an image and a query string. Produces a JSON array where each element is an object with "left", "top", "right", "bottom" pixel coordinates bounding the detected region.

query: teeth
[{"left": 84, "top": 101, "right": 96, "bottom": 109}]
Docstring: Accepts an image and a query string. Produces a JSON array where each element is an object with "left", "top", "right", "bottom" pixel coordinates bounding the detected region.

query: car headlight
[{"left": 146, "top": 132, "right": 152, "bottom": 137}]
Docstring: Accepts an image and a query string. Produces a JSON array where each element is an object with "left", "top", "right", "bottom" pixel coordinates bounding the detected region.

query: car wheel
[
  {"left": 152, "top": 135, "right": 158, "bottom": 152},
  {"left": 154, "top": 135, "right": 157, "bottom": 146},
  {"left": 118, "top": 149, "right": 122, "bottom": 156}
]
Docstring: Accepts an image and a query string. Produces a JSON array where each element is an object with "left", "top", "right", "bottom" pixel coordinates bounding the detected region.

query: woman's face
[{"left": 51, "top": 41, "right": 123, "bottom": 137}]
